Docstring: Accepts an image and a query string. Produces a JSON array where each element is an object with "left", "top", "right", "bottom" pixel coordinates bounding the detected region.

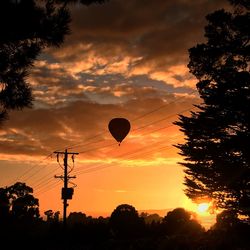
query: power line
[
  {"left": 54, "top": 149, "right": 79, "bottom": 227},
  {"left": 22, "top": 93, "right": 197, "bottom": 194},
  {"left": 34, "top": 177, "right": 56, "bottom": 193},
  {"left": 51, "top": 90, "right": 198, "bottom": 152},
  {"left": 33, "top": 108, "right": 190, "bottom": 194},
  {"left": 132, "top": 90, "right": 197, "bottom": 122},
  {"left": 32, "top": 167, "right": 60, "bottom": 190},
  {"left": 29, "top": 154, "right": 66, "bottom": 190},
  {"left": 34, "top": 131, "right": 182, "bottom": 196},
  {"left": 132, "top": 107, "right": 192, "bottom": 132},
  {"left": 63, "top": 105, "right": 193, "bottom": 155},
  {"left": 35, "top": 134, "right": 180, "bottom": 197},
  {"left": 70, "top": 143, "right": 174, "bottom": 176},
  {"left": 9, "top": 153, "right": 53, "bottom": 186},
  {"left": 72, "top": 133, "right": 183, "bottom": 176},
  {"left": 35, "top": 179, "right": 61, "bottom": 196},
  {"left": 22, "top": 91, "right": 196, "bottom": 186}
]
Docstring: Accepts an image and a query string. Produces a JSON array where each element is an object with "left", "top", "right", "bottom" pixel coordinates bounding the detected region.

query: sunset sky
[{"left": 0, "top": 0, "right": 229, "bottom": 226}]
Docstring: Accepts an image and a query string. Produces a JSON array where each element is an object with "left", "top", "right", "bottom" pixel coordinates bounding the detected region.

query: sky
[{"left": 0, "top": 0, "right": 229, "bottom": 227}]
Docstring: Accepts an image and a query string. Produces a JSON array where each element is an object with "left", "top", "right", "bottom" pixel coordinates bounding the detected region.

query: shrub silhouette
[{"left": 110, "top": 204, "right": 145, "bottom": 238}]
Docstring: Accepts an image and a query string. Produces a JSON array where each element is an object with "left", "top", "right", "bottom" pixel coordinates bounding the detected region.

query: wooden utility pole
[{"left": 54, "top": 149, "right": 79, "bottom": 227}]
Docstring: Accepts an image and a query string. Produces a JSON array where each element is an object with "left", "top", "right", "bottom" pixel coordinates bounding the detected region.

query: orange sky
[{"left": 0, "top": 0, "right": 229, "bottom": 227}]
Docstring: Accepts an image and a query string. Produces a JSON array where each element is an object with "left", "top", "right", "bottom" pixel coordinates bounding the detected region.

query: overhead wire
[
  {"left": 9, "top": 153, "right": 53, "bottom": 186},
  {"left": 132, "top": 90, "right": 197, "bottom": 122},
  {"left": 35, "top": 136, "right": 178, "bottom": 196},
  {"left": 50, "top": 89, "right": 198, "bottom": 152},
  {"left": 36, "top": 129, "right": 184, "bottom": 196},
  {"left": 35, "top": 179, "right": 61, "bottom": 196},
  {"left": 73, "top": 133, "right": 183, "bottom": 176},
  {"left": 31, "top": 155, "right": 66, "bottom": 190},
  {"left": 23, "top": 90, "right": 198, "bottom": 194},
  {"left": 60, "top": 104, "right": 194, "bottom": 156},
  {"left": 33, "top": 148, "right": 77, "bottom": 192},
  {"left": 34, "top": 106, "right": 192, "bottom": 195},
  {"left": 34, "top": 177, "right": 56, "bottom": 193},
  {"left": 20, "top": 90, "right": 197, "bottom": 190},
  {"left": 30, "top": 123, "right": 184, "bottom": 194},
  {"left": 32, "top": 167, "right": 60, "bottom": 190},
  {"left": 132, "top": 107, "right": 192, "bottom": 132}
]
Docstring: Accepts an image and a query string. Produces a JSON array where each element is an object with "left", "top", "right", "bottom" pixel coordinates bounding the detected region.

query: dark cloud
[
  {"left": 52, "top": 0, "right": 228, "bottom": 68},
  {"left": 0, "top": 92, "right": 198, "bottom": 157},
  {"left": 0, "top": 0, "right": 225, "bottom": 158},
  {"left": 30, "top": 59, "right": 194, "bottom": 107}
]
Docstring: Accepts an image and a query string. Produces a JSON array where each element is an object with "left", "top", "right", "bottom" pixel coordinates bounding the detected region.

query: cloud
[
  {"left": 1, "top": 0, "right": 223, "bottom": 161},
  {"left": 0, "top": 90, "right": 199, "bottom": 160},
  {"left": 0, "top": 0, "right": 231, "bottom": 216},
  {"left": 37, "top": 0, "right": 229, "bottom": 91},
  {"left": 115, "top": 190, "right": 127, "bottom": 193},
  {"left": 30, "top": 58, "right": 195, "bottom": 108}
]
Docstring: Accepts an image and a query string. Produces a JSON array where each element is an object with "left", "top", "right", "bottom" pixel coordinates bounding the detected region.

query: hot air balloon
[{"left": 108, "top": 118, "right": 130, "bottom": 145}]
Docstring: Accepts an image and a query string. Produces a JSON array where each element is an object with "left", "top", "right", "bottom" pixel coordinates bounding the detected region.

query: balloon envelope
[{"left": 108, "top": 118, "right": 130, "bottom": 144}]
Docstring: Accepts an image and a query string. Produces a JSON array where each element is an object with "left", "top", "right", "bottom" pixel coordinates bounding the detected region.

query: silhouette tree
[
  {"left": 54, "top": 211, "right": 60, "bottom": 222},
  {"left": 206, "top": 209, "right": 250, "bottom": 249},
  {"left": 110, "top": 204, "right": 145, "bottom": 238},
  {"left": 0, "top": 0, "right": 107, "bottom": 125},
  {"left": 162, "top": 208, "right": 204, "bottom": 236},
  {"left": 175, "top": 0, "right": 250, "bottom": 220},
  {"left": 44, "top": 209, "right": 54, "bottom": 222},
  {"left": 45, "top": 209, "right": 60, "bottom": 223},
  {"left": 0, "top": 187, "right": 10, "bottom": 222},
  {"left": 140, "top": 212, "right": 162, "bottom": 224},
  {"left": 212, "top": 209, "right": 240, "bottom": 231},
  {"left": 0, "top": 182, "right": 39, "bottom": 221},
  {"left": 68, "top": 211, "right": 87, "bottom": 225}
]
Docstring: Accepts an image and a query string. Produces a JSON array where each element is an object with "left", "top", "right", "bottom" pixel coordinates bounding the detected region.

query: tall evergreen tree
[{"left": 175, "top": 0, "right": 250, "bottom": 220}]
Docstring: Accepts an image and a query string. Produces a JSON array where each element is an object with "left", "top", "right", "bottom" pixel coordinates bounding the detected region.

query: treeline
[{"left": 0, "top": 183, "right": 250, "bottom": 250}]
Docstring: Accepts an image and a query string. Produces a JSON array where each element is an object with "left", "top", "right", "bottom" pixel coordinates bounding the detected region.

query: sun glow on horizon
[{"left": 197, "top": 203, "right": 210, "bottom": 214}]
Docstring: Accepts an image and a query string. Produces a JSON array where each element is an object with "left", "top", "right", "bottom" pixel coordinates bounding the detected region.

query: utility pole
[{"left": 54, "top": 149, "right": 79, "bottom": 227}]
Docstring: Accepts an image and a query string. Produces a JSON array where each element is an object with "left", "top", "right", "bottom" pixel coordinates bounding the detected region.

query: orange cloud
[{"left": 0, "top": 0, "right": 228, "bottom": 226}]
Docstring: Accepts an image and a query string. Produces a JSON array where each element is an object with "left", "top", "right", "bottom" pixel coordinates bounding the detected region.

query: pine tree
[{"left": 175, "top": 1, "right": 250, "bottom": 220}]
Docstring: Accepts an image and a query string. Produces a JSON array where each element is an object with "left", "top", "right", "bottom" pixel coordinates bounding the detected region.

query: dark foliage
[
  {"left": 0, "top": 185, "right": 250, "bottom": 250},
  {"left": 174, "top": 0, "right": 250, "bottom": 220},
  {"left": 110, "top": 204, "right": 145, "bottom": 239},
  {"left": 0, "top": 182, "right": 39, "bottom": 223},
  {"left": 162, "top": 208, "right": 204, "bottom": 237},
  {"left": 0, "top": 0, "right": 107, "bottom": 125}
]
